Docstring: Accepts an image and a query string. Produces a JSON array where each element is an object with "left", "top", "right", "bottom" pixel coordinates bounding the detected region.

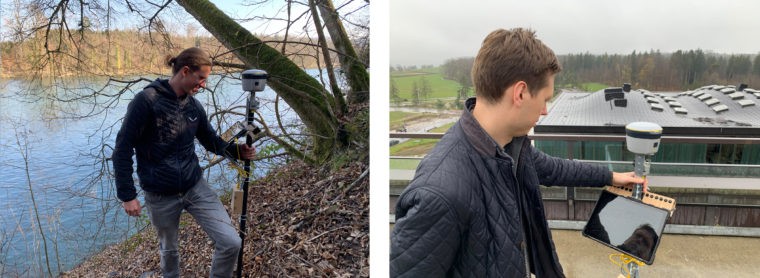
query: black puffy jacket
[
  {"left": 390, "top": 98, "right": 611, "bottom": 277},
  {"left": 112, "top": 79, "right": 240, "bottom": 202}
]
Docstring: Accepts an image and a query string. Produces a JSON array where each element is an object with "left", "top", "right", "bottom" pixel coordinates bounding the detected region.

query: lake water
[{"left": 0, "top": 73, "right": 304, "bottom": 276}]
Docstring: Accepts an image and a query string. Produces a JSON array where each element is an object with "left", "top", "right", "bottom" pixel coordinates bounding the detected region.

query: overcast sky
[{"left": 390, "top": 0, "right": 760, "bottom": 67}]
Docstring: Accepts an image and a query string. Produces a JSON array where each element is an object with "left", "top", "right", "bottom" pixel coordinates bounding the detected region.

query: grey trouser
[{"left": 144, "top": 179, "right": 241, "bottom": 278}]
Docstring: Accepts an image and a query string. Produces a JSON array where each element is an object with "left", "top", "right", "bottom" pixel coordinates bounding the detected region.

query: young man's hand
[
  {"left": 238, "top": 144, "right": 256, "bottom": 160},
  {"left": 123, "top": 199, "right": 142, "bottom": 217},
  {"left": 611, "top": 172, "right": 648, "bottom": 192}
]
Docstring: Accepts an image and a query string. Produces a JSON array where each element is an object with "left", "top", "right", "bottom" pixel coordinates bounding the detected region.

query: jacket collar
[
  {"left": 460, "top": 97, "right": 529, "bottom": 160},
  {"left": 147, "top": 78, "right": 189, "bottom": 101},
  {"left": 460, "top": 97, "right": 510, "bottom": 159}
]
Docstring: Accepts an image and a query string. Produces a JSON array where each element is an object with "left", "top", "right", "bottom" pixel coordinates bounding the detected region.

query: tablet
[{"left": 582, "top": 189, "right": 669, "bottom": 264}]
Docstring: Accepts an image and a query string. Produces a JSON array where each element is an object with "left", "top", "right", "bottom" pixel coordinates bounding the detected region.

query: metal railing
[
  {"left": 390, "top": 132, "right": 760, "bottom": 171},
  {"left": 390, "top": 132, "right": 760, "bottom": 192},
  {"left": 391, "top": 132, "right": 760, "bottom": 144}
]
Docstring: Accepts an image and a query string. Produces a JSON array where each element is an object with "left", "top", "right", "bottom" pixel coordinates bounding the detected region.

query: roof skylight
[
  {"left": 737, "top": 99, "right": 756, "bottom": 107},
  {"left": 728, "top": 92, "right": 746, "bottom": 100},
  {"left": 704, "top": 98, "right": 720, "bottom": 106},
  {"left": 650, "top": 103, "right": 664, "bottom": 111},
  {"left": 712, "top": 104, "right": 729, "bottom": 113}
]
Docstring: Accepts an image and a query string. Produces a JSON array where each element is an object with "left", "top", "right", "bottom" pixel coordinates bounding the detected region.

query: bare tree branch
[{"left": 308, "top": 0, "right": 346, "bottom": 117}]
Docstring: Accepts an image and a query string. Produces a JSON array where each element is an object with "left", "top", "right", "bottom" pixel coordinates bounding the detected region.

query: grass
[
  {"left": 390, "top": 111, "right": 428, "bottom": 126},
  {"left": 389, "top": 159, "right": 421, "bottom": 170},
  {"left": 429, "top": 122, "right": 454, "bottom": 133},
  {"left": 390, "top": 66, "right": 439, "bottom": 77},
  {"left": 390, "top": 138, "right": 439, "bottom": 156},
  {"left": 122, "top": 231, "right": 147, "bottom": 253},
  {"left": 580, "top": 82, "right": 610, "bottom": 92},
  {"left": 389, "top": 111, "right": 438, "bottom": 130},
  {"left": 389, "top": 111, "right": 412, "bottom": 123},
  {"left": 391, "top": 67, "right": 462, "bottom": 101}
]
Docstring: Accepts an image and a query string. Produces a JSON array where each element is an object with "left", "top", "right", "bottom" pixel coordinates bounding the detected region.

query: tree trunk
[
  {"left": 308, "top": 0, "right": 347, "bottom": 117},
  {"left": 175, "top": 0, "right": 338, "bottom": 163},
  {"left": 316, "top": 0, "right": 369, "bottom": 102}
]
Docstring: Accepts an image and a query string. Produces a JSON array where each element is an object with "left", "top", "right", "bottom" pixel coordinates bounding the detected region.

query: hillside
[
  {"left": 0, "top": 30, "right": 329, "bottom": 78},
  {"left": 63, "top": 160, "right": 369, "bottom": 277}
]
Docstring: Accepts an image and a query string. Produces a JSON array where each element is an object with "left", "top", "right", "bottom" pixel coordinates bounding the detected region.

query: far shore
[{"left": 0, "top": 67, "right": 327, "bottom": 80}]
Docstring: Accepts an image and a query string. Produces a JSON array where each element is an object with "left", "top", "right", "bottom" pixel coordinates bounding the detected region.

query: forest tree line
[
  {"left": 434, "top": 50, "right": 760, "bottom": 92},
  {"left": 0, "top": 27, "right": 334, "bottom": 78}
]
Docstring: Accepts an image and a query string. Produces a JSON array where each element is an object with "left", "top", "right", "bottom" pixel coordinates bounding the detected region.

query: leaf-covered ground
[{"left": 64, "top": 160, "right": 369, "bottom": 277}]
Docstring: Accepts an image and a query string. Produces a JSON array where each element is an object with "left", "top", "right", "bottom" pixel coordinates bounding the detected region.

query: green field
[
  {"left": 390, "top": 138, "right": 439, "bottom": 157},
  {"left": 580, "top": 82, "right": 610, "bottom": 92},
  {"left": 389, "top": 111, "right": 413, "bottom": 124},
  {"left": 390, "top": 111, "right": 440, "bottom": 131},
  {"left": 390, "top": 66, "right": 439, "bottom": 77},
  {"left": 389, "top": 158, "right": 420, "bottom": 170},
  {"left": 429, "top": 122, "right": 455, "bottom": 133},
  {"left": 391, "top": 67, "right": 462, "bottom": 101}
]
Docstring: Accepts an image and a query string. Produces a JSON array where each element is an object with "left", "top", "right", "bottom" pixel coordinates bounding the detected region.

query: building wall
[{"left": 534, "top": 141, "right": 760, "bottom": 177}]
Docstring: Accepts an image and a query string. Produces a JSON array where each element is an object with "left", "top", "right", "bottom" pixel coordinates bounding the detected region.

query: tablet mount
[
  {"left": 604, "top": 185, "right": 676, "bottom": 277},
  {"left": 606, "top": 122, "right": 677, "bottom": 278}
]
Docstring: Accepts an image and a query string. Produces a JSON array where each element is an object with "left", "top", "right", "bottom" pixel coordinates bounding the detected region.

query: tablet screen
[{"left": 582, "top": 190, "right": 669, "bottom": 264}]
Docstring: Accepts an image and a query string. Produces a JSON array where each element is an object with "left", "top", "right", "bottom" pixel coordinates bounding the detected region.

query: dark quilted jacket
[
  {"left": 112, "top": 79, "right": 240, "bottom": 202},
  {"left": 390, "top": 98, "right": 611, "bottom": 277}
]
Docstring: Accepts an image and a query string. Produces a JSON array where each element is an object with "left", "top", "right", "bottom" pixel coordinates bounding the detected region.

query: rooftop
[{"left": 536, "top": 85, "right": 760, "bottom": 136}]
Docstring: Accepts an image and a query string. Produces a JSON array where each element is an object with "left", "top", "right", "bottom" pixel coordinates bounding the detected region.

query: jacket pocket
[{"left": 144, "top": 190, "right": 162, "bottom": 203}]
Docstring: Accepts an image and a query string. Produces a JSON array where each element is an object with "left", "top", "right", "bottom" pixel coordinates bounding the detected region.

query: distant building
[{"left": 534, "top": 85, "right": 760, "bottom": 166}]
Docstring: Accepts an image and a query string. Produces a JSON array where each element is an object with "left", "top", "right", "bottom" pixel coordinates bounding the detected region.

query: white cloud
[{"left": 390, "top": 0, "right": 760, "bottom": 66}]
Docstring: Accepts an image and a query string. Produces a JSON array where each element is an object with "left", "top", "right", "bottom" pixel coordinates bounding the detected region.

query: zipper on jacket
[
  {"left": 503, "top": 157, "right": 531, "bottom": 278},
  {"left": 511, "top": 168, "right": 531, "bottom": 278},
  {"left": 508, "top": 158, "right": 532, "bottom": 278},
  {"left": 522, "top": 240, "right": 531, "bottom": 278},
  {"left": 515, "top": 169, "right": 531, "bottom": 278},
  {"left": 504, "top": 142, "right": 531, "bottom": 278},
  {"left": 176, "top": 103, "right": 182, "bottom": 194}
]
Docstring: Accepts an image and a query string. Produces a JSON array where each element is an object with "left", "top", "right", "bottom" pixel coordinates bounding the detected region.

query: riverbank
[
  {"left": 0, "top": 68, "right": 232, "bottom": 79},
  {"left": 63, "top": 160, "right": 369, "bottom": 277}
]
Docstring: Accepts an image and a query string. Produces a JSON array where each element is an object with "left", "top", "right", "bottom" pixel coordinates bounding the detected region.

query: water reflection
[{"left": 0, "top": 72, "right": 302, "bottom": 275}]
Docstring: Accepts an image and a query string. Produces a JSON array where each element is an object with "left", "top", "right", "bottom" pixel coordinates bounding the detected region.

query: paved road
[
  {"left": 553, "top": 229, "right": 760, "bottom": 277},
  {"left": 389, "top": 223, "right": 760, "bottom": 277},
  {"left": 389, "top": 107, "right": 458, "bottom": 114},
  {"left": 390, "top": 108, "right": 459, "bottom": 144}
]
